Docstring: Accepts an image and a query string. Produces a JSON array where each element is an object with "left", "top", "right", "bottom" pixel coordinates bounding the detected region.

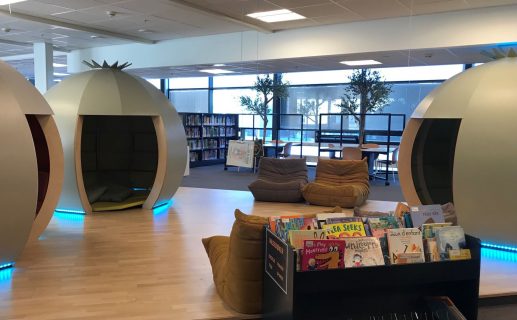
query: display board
[{"left": 226, "top": 140, "right": 254, "bottom": 168}]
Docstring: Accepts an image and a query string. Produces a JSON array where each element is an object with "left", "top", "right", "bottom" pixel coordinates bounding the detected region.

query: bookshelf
[
  {"left": 180, "top": 113, "right": 239, "bottom": 167},
  {"left": 263, "top": 228, "right": 481, "bottom": 320}
]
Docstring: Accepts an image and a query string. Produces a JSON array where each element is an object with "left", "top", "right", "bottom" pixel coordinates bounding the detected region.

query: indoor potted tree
[
  {"left": 337, "top": 69, "right": 392, "bottom": 146},
  {"left": 239, "top": 74, "right": 289, "bottom": 143}
]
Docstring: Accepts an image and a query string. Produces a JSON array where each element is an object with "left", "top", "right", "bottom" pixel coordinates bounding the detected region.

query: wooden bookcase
[
  {"left": 180, "top": 113, "right": 239, "bottom": 167},
  {"left": 263, "top": 229, "right": 481, "bottom": 320}
]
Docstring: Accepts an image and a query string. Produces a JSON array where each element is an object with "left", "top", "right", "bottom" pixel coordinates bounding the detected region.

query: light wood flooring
[{"left": 0, "top": 187, "right": 515, "bottom": 319}]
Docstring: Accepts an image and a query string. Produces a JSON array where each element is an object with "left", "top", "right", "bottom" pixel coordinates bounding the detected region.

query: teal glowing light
[
  {"left": 53, "top": 211, "right": 85, "bottom": 222},
  {"left": 55, "top": 208, "right": 86, "bottom": 214},
  {"left": 0, "top": 266, "right": 13, "bottom": 282},
  {"left": 482, "top": 242, "right": 517, "bottom": 253},
  {"left": 0, "top": 263, "right": 13, "bottom": 270},
  {"left": 152, "top": 200, "right": 173, "bottom": 215}
]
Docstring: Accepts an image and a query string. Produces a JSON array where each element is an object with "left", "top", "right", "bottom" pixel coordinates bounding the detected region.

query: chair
[
  {"left": 341, "top": 146, "right": 362, "bottom": 160},
  {"left": 277, "top": 142, "right": 292, "bottom": 158},
  {"left": 376, "top": 147, "right": 399, "bottom": 181},
  {"left": 248, "top": 157, "right": 308, "bottom": 202},
  {"left": 202, "top": 209, "right": 269, "bottom": 314},
  {"left": 302, "top": 158, "right": 370, "bottom": 208}
]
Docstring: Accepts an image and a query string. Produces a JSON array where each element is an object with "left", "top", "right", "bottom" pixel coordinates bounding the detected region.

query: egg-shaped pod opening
[
  {"left": 26, "top": 115, "right": 50, "bottom": 216},
  {"left": 410, "top": 118, "right": 461, "bottom": 205},
  {"left": 79, "top": 115, "right": 159, "bottom": 211}
]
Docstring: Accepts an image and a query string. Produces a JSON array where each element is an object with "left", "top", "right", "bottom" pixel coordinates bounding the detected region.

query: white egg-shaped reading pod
[
  {"left": 45, "top": 61, "right": 187, "bottom": 214},
  {"left": 398, "top": 56, "right": 517, "bottom": 246},
  {"left": 0, "top": 61, "right": 64, "bottom": 267}
]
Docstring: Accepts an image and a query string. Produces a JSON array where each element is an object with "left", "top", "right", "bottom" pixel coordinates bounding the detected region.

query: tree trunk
[
  {"left": 262, "top": 117, "right": 268, "bottom": 143},
  {"left": 359, "top": 91, "right": 368, "bottom": 146}
]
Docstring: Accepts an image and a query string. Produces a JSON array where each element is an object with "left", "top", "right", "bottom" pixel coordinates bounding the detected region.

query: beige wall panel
[
  {"left": 29, "top": 116, "right": 65, "bottom": 241},
  {"left": 0, "top": 87, "right": 38, "bottom": 264}
]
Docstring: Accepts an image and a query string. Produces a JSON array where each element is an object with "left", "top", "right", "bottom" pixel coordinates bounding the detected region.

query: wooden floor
[{"left": 0, "top": 187, "right": 515, "bottom": 319}]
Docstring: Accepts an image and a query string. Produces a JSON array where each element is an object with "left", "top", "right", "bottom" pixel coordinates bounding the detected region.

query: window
[
  {"left": 170, "top": 90, "right": 208, "bottom": 113},
  {"left": 170, "top": 77, "right": 208, "bottom": 89}
]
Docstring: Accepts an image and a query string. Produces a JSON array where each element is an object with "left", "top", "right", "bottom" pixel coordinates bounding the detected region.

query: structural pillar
[{"left": 33, "top": 42, "right": 54, "bottom": 94}]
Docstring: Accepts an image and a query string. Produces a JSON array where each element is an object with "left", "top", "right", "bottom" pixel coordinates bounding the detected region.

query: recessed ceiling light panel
[
  {"left": 247, "top": 9, "right": 305, "bottom": 23},
  {"left": 200, "top": 69, "right": 235, "bottom": 74},
  {"left": 0, "top": 0, "right": 27, "bottom": 5},
  {"left": 340, "top": 59, "right": 382, "bottom": 66}
]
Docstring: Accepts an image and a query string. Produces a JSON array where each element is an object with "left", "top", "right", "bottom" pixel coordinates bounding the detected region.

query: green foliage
[
  {"left": 337, "top": 69, "right": 392, "bottom": 120},
  {"left": 239, "top": 74, "right": 289, "bottom": 141},
  {"left": 336, "top": 69, "right": 392, "bottom": 144}
]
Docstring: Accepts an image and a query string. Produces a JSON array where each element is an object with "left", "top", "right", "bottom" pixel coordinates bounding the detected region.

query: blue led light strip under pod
[
  {"left": 482, "top": 242, "right": 517, "bottom": 253},
  {"left": 0, "top": 263, "right": 14, "bottom": 270},
  {"left": 54, "top": 208, "right": 86, "bottom": 214}
]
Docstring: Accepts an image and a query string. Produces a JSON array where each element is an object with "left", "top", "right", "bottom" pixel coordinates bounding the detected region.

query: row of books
[
  {"left": 269, "top": 204, "right": 470, "bottom": 272},
  {"left": 181, "top": 114, "right": 237, "bottom": 126}
]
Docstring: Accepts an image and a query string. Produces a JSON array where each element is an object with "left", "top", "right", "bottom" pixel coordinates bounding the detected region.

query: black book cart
[{"left": 263, "top": 228, "right": 481, "bottom": 320}]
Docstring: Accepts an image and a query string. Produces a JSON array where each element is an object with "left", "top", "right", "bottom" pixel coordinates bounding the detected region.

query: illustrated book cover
[
  {"left": 368, "top": 216, "right": 400, "bottom": 238},
  {"left": 301, "top": 239, "right": 345, "bottom": 271},
  {"left": 436, "top": 226, "right": 466, "bottom": 260},
  {"left": 344, "top": 237, "right": 385, "bottom": 268},
  {"left": 409, "top": 204, "right": 445, "bottom": 228},
  {"left": 324, "top": 221, "right": 367, "bottom": 239},
  {"left": 289, "top": 229, "right": 327, "bottom": 250},
  {"left": 316, "top": 212, "right": 347, "bottom": 228},
  {"left": 387, "top": 228, "right": 425, "bottom": 264},
  {"left": 275, "top": 216, "right": 318, "bottom": 241}
]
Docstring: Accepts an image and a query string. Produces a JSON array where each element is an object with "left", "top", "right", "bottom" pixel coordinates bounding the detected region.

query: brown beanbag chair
[
  {"left": 302, "top": 158, "right": 370, "bottom": 208},
  {"left": 248, "top": 157, "right": 308, "bottom": 202},
  {"left": 202, "top": 209, "right": 268, "bottom": 314}
]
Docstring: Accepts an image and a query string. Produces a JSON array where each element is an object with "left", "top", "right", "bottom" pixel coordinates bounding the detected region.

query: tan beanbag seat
[
  {"left": 302, "top": 158, "right": 370, "bottom": 208},
  {"left": 202, "top": 209, "right": 268, "bottom": 314},
  {"left": 248, "top": 157, "right": 308, "bottom": 202}
]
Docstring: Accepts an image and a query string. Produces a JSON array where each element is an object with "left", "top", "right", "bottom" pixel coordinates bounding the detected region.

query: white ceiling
[{"left": 1, "top": 0, "right": 517, "bottom": 78}]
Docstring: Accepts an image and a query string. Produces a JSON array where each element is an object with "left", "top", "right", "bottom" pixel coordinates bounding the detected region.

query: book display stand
[{"left": 263, "top": 228, "right": 481, "bottom": 320}]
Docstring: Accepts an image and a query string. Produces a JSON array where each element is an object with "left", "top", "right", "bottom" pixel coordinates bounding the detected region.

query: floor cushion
[{"left": 202, "top": 209, "right": 268, "bottom": 314}]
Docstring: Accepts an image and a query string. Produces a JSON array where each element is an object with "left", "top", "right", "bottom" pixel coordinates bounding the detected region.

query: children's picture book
[
  {"left": 289, "top": 229, "right": 326, "bottom": 250},
  {"left": 449, "top": 249, "right": 472, "bottom": 260},
  {"left": 316, "top": 212, "right": 347, "bottom": 228},
  {"left": 387, "top": 228, "right": 425, "bottom": 264},
  {"left": 324, "top": 221, "right": 367, "bottom": 239},
  {"left": 409, "top": 205, "right": 445, "bottom": 228},
  {"left": 395, "top": 202, "right": 410, "bottom": 219},
  {"left": 269, "top": 215, "right": 301, "bottom": 233},
  {"left": 421, "top": 222, "right": 453, "bottom": 239},
  {"left": 424, "top": 238, "right": 440, "bottom": 262},
  {"left": 325, "top": 217, "right": 362, "bottom": 225},
  {"left": 275, "top": 216, "right": 318, "bottom": 241},
  {"left": 344, "top": 237, "right": 385, "bottom": 268},
  {"left": 436, "top": 226, "right": 466, "bottom": 260},
  {"left": 301, "top": 239, "right": 345, "bottom": 271},
  {"left": 368, "top": 216, "right": 400, "bottom": 238}
]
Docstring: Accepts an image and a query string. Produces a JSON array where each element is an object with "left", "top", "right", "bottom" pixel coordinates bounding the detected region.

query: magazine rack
[{"left": 263, "top": 228, "right": 481, "bottom": 320}]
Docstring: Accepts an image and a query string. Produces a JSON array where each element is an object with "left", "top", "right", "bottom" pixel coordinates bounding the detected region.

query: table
[
  {"left": 319, "top": 144, "right": 397, "bottom": 185},
  {"left": 262, "top": 142, "right": 301, "bottom": 158}
]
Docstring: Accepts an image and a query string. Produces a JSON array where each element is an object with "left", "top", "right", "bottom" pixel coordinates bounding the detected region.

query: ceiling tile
[
  {"left": 35, "top": 0, "right": 106, "bottom": 10},
  {"left": 266, "top": 0, "right": 332, "bottom": 9},
  {"left": 397, "top": 0, "right": 468, "bottom": 15},
  {"left": 292, "top": 3, "right": 357, "bottom": 18},
  {"left": 334, "top": 0, "right": 410, "bottom": 19},
  {"left": 10, "top": 1, "right": 74, "bottom": 15}
]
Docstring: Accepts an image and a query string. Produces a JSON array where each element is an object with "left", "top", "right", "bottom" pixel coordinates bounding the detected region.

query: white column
[{"left": 33, "top": 42, "right": 54, "bottom": 93}]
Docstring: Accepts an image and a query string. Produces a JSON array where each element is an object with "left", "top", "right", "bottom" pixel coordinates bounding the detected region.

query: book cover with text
[
  {"left": 344, "top": 237, "right": 385, "bottom": 268},
  {"left": 324, "top": 221, "right": 367, "bottom": 239},
  {"left": 387, "top": 228, "right": 425, "bottom": 264},
  {"left": 301, "top": 239, "right": 345, "bottom": 271}
]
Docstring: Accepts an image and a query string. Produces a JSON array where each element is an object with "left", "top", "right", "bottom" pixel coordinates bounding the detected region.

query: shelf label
[{"left": 265, "top": 228, "right": 289, "bottom": 294}]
